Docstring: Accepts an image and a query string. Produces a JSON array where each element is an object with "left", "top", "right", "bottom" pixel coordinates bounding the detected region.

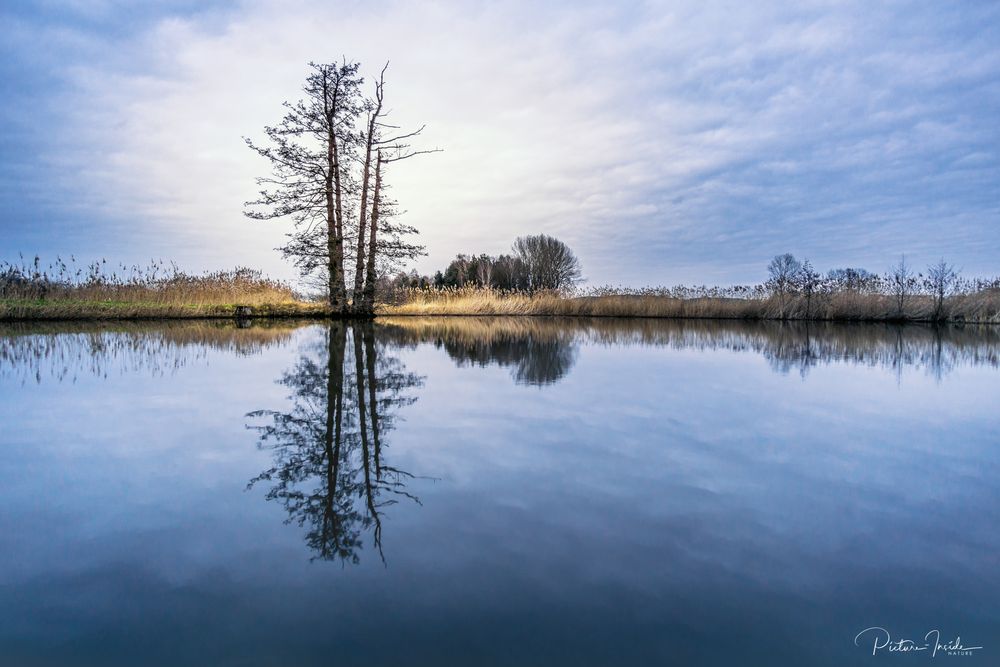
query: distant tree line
[
  {"left": 571, "top": 255, "right": 997, "bottom": 322},
  {"left": 387, "top": 234, "right": 583, "bottom": 292},
  {"left": 763, "top": 253, "right": 973, "bottom": 320},
  {"left": 381, "top": 242, "right": 998, "bottom": 322}
]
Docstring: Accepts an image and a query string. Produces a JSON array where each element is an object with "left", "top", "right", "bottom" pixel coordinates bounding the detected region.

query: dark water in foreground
[{"left": 1, "top": 318, "right": 998, "bottom": 666}]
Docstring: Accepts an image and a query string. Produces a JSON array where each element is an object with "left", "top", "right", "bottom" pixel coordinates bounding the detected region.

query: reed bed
[
  {"left": 4, "top": 256, "right": 998, "bottom": 323},
  {"left": 0, "top": 257, "right": 324, "bottom": 320},
  {"left": 0, "top": 300, "right": 330, "bottom": 321},
  {"left": 379, "top": 286, "right": 1000, "bottom": 323}
]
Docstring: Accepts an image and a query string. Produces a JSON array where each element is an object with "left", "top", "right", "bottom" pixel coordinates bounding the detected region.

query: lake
[{"left": 1, "top": 317, "right": 998, "bottom": 666}]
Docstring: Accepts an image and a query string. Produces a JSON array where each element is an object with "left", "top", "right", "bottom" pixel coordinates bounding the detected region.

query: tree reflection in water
[
  {"left": 8, "top": 318, "right": 992, "bottom": 563},
  {"left": 248, "top": 322, "right": 424, "bottom": 564},
  {"left": 438, "top": 333, "right": 577, "bottom": 386},
  {"left": 378, "top": 317, "right": 579, "bottom": 385}
]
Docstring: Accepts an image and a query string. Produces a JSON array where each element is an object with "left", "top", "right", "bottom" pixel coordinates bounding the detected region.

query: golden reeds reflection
[
  {"left": 0, "top": 320, "right": 303, "bottom": 383},
  {"left": 378, "top": 317, "right": 1000, "bottom": 380}
]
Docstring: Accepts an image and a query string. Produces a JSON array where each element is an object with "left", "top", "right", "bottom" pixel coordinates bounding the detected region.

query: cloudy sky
[{"left": 1, "top": 0, "right": 998, "bottom": 286}]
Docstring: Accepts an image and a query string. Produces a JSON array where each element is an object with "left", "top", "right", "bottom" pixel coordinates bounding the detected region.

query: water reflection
[
  {"left": 5, "top": 316, "right": 993, "bottom": 569},
  {"left": 0, "top": 320, "right": 299, "bottom": 383},
  {"left": 380, "top": 317, "right": 1000, "bottom": 381},
  {"left": 4, "top": 318, "right": 998, "bottom": 387},
  {"left": 2, "top": 317, "right": 999, "bottom": 665},
  {"left": 247, "top": 322, "right": 424, "bottom": 563},
  {"left": 380, "top": 317, "right": 578, "bottom": 386}
]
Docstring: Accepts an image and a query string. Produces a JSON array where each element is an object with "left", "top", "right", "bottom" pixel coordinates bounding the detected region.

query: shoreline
[
  {"left": 3, "top": 311, "right": 999, "bottom": 326},
  {"left": 4, "top": 293, "right": 999, "bottom": 325},
  {"left": 0, "top": 300, "right": 331, "bottom": 322}
]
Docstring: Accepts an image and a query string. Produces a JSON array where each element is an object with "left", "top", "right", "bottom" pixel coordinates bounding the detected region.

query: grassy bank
[
  {"left": 0, "top": 298, "right": 330, "bottom": 321},
  {"left": 0, "top": 260, "right": 330, "bottom": 321},
  {"left": 6, "top": 289, "right": 999, "bottom": 322},
  {"left": 4, "top": 258, "right": 999, "bottom": 323},
  {"left": 379, "top": 287, "right": 1000, "bottom": 323}
]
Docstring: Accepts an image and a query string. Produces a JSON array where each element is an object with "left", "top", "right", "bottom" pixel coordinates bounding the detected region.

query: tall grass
[
  {"left": 0, "top": 256, "right": 325, "bottom": 320},
  {"left": 1, "top": 256, "right": 297, "bottom": 305},
  {"left": 4, "top": 255, "right": 998, "bottom": 323},
  {"left": 380, "top": 284, "right": 1000, "bottom": 323}
]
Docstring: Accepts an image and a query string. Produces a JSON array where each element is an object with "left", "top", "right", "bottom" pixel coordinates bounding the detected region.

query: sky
[{"left": 1, "top": 0, "right": 998, "bottom": 287}]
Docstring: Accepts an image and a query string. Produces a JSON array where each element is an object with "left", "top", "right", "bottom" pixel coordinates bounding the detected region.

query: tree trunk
[
  {"left": 361, "top": 155, "right": 383, "bottom": 312},
  {"left": 329, "top": 131, "right": 347, "bottom": 312},
  {"left": 321, "top": 70, "right": 346, "bottom": 312},
  {"left": 325, "top": 166, "right": 340, "bottom": 310},
  {"left": 352, "top": 106, "right": 382, "bottom": 311},
  {"left": 352, "top": 149, "right": 373, "bottom": 310}
]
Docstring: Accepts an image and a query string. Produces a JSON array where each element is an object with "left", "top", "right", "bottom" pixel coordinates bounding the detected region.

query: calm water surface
[{"left": 1, "top": 318, "right": 998, "bottom": 666}]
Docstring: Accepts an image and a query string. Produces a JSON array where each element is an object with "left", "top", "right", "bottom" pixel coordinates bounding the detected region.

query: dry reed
[{"left": 0, "top": 256, "right": 324, "bottom": 320}]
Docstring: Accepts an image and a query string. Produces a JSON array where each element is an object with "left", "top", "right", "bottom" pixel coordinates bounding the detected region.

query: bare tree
[
  {"left": 350, "top": 65, "right": 388, "bottom": 309},
  {"left": 247, "top": 60, "right": 435, "bottom": 315},
  {"left": 826, "top": 267, "right": 879, "bottom": 293},
  {"left": 360, "top": 148, "right": 433, "bottom": 310},
  {"left": 799, "top": 259, "right": 820, "bottom": 319},
  {"left": 357, "top": 79, "right": 439, "bottom": 311},
  {"left": 889, "top": 255, "right": 916, "bottom": 318},
  {"left": 245, "top": 61, "right": 363, "bottom": 311},
  {"left": 925, "top": 259, "right": 959, "bottom": 321},
  {"left": 473, "top": 254, "right": 493, "bottom": 287},
  {"left": 767, "top": 253, "right": 802, "bottom": 319},
  {"left": 512, "top": 235, "right": 583, "bottom": 291}
]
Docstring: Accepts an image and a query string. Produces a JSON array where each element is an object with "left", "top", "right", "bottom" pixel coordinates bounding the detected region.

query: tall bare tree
[
  {"left": 926, "top": 259, "right": 959, "bottom": 321},
  {"left": 247, "top": 60, "right": 435, "bottom": 315},
  {"left": 889, "top": 254, "right": 915, "bottom": 318},
  {"left": 799, "top": 258, "right": 820, "bottom": 319},
  {"left": 351, "top": 65, "right": 387, "bottom": 309},
  {"left": 359, "top": 116, "right": 438, "bottom": 311},
  {"left": 245, "top": 61, "right": 362, "bottom": 311}
]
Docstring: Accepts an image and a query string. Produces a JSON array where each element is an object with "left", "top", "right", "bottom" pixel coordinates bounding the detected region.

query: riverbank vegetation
[
  {"left": 0, "top": 257, "right": 324, "bottom": 320},
  {"left": 381, "top": 253, "right": 1000, "bottom": 323},
  {"left": 377, "top": 285, "right": 1000, "bottom": 322},
  {"left": 405, "top": 234, "right": 583, "bottom": 291},
  {"left": 4, "top": 252, "right": 998, "bottom": 323}
]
